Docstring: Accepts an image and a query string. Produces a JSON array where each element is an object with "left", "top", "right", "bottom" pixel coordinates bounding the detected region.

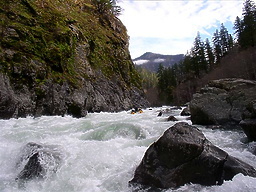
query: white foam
[{"left": 0, "top": 107, "right": 255, "bottom": 192}]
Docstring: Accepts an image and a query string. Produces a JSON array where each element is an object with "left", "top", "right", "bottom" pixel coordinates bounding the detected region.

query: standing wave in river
[{"left": 0, "top": 107, "right": 256, "bottom": 192}]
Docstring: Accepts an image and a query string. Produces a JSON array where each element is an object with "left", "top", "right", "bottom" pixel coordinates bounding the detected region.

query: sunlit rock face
[
  {"left": 190, "top": 78, "right": 256, "bottom": 128},
  {"left": 130, "top": 122, "right": 256, "bottom": 190}
]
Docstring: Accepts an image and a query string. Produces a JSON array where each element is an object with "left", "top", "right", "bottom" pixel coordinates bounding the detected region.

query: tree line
[{"left": 156, "top": 0, "right": 256, "bottom": 104}]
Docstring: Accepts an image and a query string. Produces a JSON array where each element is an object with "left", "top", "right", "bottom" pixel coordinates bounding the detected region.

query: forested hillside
[{"left": 155, "top": 0, "right": 256, "bottom": 105}]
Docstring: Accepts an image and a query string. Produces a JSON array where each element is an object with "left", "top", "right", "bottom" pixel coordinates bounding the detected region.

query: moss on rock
[{"left": 0, "top": 0, "right": 148, "bottom": 118}]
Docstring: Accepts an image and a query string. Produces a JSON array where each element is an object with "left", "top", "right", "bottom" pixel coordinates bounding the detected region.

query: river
[{"left": 0, "top": 107, "right": 256, "bottom": 192}]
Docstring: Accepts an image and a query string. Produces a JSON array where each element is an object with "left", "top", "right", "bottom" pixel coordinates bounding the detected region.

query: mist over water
[{"left": 1, "top": 107, "right": 256, "bottom": 192}]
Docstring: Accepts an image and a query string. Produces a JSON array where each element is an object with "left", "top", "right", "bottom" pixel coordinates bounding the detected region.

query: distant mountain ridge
[{"left": 133, "top": 52, "right": 184, "bottom": 72}]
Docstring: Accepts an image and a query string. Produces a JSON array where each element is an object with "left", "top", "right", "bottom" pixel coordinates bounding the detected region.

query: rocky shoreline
[
  {"left": 130, "top": 122, "right": 256, "bottom": 190},
  {"left": 0, "top": 72, "right": 149, "bottom": 119},
  {"left": 190, "top": 78, "right": 256, "bottom": 141},
  {"left": 131, "top": 78, "right": 256, "bottom": 190}
]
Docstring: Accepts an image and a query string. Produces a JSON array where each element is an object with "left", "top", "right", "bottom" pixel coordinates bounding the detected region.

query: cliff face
[{"left": 0, "top": 0, "right": 149, "bottom": 119}]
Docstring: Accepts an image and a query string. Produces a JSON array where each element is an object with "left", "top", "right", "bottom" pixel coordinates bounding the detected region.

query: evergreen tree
[
  {"left": 205, "top": 38, "right": 215, "bottom": 71},
  {"left": 234, "top": 0, "right": 256, "bottom": 48},
  {"left": 228, "top": 34, "right": 234, "bottom": 50},
  {"left": 157, "top": 64, "right": 165, "bottom": 92},
  {"left": 156, "top": 64, "right": 176, "bottom": 103},
  {"left": 219, "top": 23, "right": 230, "bottom": 55},
  {"left": 242, "top": 0, "right": 256, "bottom": 47},
  {"left": 182, "top": 54, "right": 192, "bottom": 76},
  {"left": 191, "top": 32, "right": 207, "bottom": 77},
  {"left": 212, "top": 29, "right": 222, "bottom": 63},
  {"left": 136, "top": 67, "right": 158, "bottom": 89},
  {"left": 234, "top": 16, "right": 243, "bottom": 44}
]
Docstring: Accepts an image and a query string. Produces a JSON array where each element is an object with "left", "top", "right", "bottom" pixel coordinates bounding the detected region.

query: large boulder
[
  {"left": 190, "top": 78, "right": 256, "bottom": 127},
  {"left": 130, "top": 122, "right": 256, "bottom": 190}
]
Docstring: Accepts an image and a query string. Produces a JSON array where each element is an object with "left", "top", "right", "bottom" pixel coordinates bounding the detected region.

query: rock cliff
[{"left": 0, "top": 0, "right": 149, "bottom": 119}]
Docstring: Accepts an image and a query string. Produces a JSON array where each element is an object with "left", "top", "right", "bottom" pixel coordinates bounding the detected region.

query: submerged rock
[
  {"left": 190, "top": 78, "right": 256, "bottom": 127},
  {"left": 157, "top": 111, "right": 162, "bottom": 117},
  {"left": 16, "top": 142, "right": 62, "bottom": 185},
  {"left": 240, "top": 119, "right": 256, "bottom": 141},
  {"left": 130, "top": 122, "right": 256, "bottom": 190},
  {"left": 180, "top": 107, "right": 190, "bottom": 116},
  {"left": 167, "top": 115, "right": 178, "bottom": 121},
  {"left": 248, "top": 142, "right": 256, "bottom": 155},
  {"left": 16, "top": 152, "right": 43, "bottom": 181}
]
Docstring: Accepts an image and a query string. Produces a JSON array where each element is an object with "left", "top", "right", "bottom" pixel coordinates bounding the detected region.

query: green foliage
[
  {"left": 92, "top": 0, "right": 122, "bottom": 16},
  {"left": 234, "top": 0, "right": 256, "bottom": 48},
  {"left": 0, "top": 0, "right": 139, "bottom": 90},
  {"left": 156, "top": 23, "right": 234, "bottom": 104},
  {"left": 156, "top": 64, "right": 177, "bottom": 104},
  {"left": 156, "top": 0, "right": 256, "bottom": 105},
  {"left": 205, "top": 38, "right": 214, "bottom": 71},
  {"left": 191, "top": 32, "right": 207, "bottom": 77}
]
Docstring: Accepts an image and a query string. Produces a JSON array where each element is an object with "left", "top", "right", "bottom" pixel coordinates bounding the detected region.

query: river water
[{"left": 0, "top": 107, "right": 256, "bottom": 192}]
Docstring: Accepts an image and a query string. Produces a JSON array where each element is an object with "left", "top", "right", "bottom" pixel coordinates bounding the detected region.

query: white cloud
[
  {"left": 154, "top": 58, "right": 165, "bottom": 63},
  {"left": 134, "top": 59, "right": 149, "bottom": 65},
  {"left": 117, "top": 0, "right": 246, "bottom": 58}
]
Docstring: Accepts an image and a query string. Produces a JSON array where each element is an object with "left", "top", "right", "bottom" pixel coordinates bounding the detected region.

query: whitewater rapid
[{"left": 0, "top": 107, "right": 256, "bottom": 192}]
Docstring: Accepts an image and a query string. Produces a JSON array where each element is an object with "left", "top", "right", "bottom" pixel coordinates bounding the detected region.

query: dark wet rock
[
  {"left": 190, "top": 78, "right": 256, "bottom": 127},
  {"left": 130, "top": 122, "right": 256, "bottom": 189},
  {"left": 16, "top": 152, "right": 43, "bottom": 181},
  {"left": 16, "top": 142, "right": 61, "bottom": 185},
  {"left": 157, "top": 111, "right": 162, "bottom": 117},
  {"left": 0, "top": 72, "right": 149, "bottom": 119},
  {"left": 180, "top": 107, "right": 190, "bottom": 116},
  {"left": 248, "top": 142, "right": 256, "bottom": 155},
  {"left": 240, "top": 119, "right": 256, "bottom": 141},
  {"left": 167, "top": 115, "right": 178, "bottom": 121}
]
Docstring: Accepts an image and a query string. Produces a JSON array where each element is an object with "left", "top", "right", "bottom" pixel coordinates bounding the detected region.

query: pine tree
[
  {"left": 234, "top": 16, "right": 243, "bottom": 44},
  {"left": 205, "top": 38, "right": 215, "bottom": 71},
  {"left": 234, "top": 0, "right": 256, "bottom": 48},
  {"left": 227, "top": 34, "right": 234, "bottom": 50},
  {"left": 242, "top": 0, "right": 256, "bottom": 47},
  {"left": 157, "top": 64, "right": 165, "bottom": 92},
  {"left": 219, "top": 23, "right": 230, "bottom": 55},
  {"left": 190, "top": 32, "right": 207, "bottom": 77},
  {"left": 212, "top": 29, "right": 222, "bottom": 63}
]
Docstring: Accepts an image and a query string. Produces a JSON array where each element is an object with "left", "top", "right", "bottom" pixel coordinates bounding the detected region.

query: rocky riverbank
[
  {"left": 130, "top": 78, "right": 256, "bottom": 190},
  {"left": 190, "top": 78, "right": 256, "bottom": 140},
  {"left": 130, "top": 122, "right": 256, "bottom": 190}
]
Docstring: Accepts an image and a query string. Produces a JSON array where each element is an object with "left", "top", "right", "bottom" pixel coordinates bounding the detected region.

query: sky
[{"left": 116, "top": 0, "right": 253, "bottom": 59}]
